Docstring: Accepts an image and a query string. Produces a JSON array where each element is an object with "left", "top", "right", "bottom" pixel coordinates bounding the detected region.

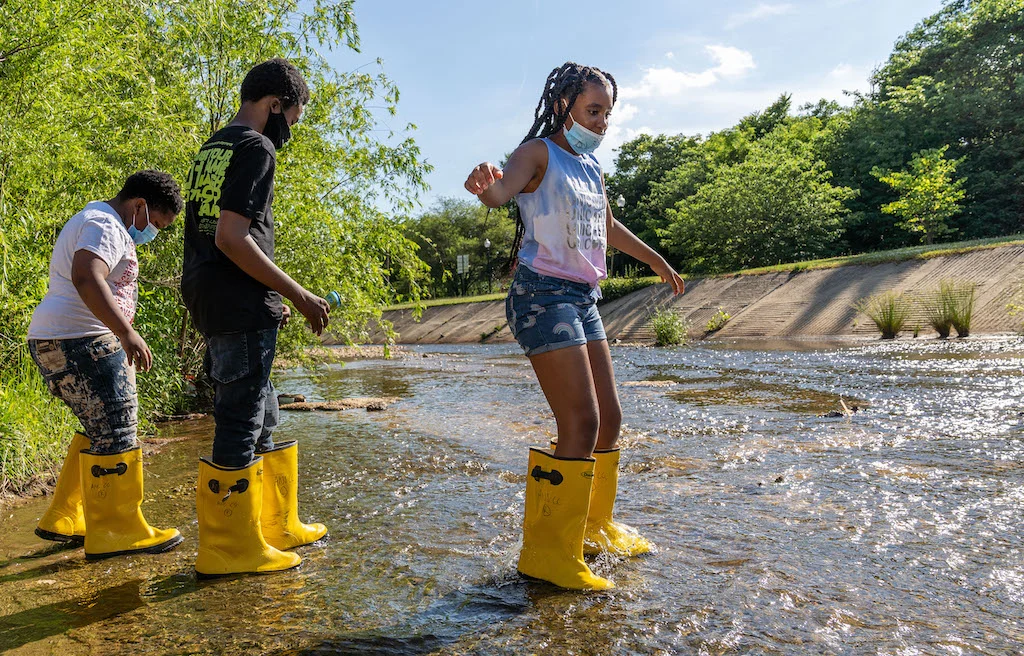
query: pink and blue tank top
[{"left": 514, "top": 137, "right": 608, "bottom": 287}]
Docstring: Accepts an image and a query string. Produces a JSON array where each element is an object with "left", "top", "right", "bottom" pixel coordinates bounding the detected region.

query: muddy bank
[{"left": 374, "top": 244, "right": 1024, "bottom": 344}]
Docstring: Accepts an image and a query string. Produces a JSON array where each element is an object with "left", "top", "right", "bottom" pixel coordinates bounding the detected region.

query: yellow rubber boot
[
  {"left": 195, "top": 457, "right": 302, "bottom": 578},
  {"left": 517, "top": 448, "right": 614, "bottom": 590},
  {"left": 257, "top": 441, "right": 327, "bottom": 549},
  {"left": 585, "top": 448, "right": 654, "bottom": 557},
  {"left": 36, "top": 432, "right": 90, "bottom": 545},
  {"left": 80, "top": 447, "right": 183, "bottom": 560}
]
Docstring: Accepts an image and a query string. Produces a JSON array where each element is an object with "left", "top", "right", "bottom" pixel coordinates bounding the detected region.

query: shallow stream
[{"left": 2, "top": 338, "right": 1023, "bottom": 654}]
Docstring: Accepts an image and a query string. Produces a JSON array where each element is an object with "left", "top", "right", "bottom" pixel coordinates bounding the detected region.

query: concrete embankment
[{"left": 371, "top": 245, "right": 1024, "bottom": 345}]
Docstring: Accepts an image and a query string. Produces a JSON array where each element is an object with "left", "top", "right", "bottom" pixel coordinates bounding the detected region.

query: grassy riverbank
[{"left": 0, "top": 352, "right": 78, "bottom": 499}]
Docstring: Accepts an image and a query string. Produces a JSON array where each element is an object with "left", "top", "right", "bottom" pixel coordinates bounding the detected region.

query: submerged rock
[{"left": 280, "top": 397, "right": 399, "bottom": 412}]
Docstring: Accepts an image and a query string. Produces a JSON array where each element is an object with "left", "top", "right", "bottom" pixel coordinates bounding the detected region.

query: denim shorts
[{"left": 505, "top": 266, "right": 606, "bottom": 357}]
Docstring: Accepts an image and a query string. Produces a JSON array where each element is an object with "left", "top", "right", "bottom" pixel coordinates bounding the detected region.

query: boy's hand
[
  {"left": 280, "top": 304, "right": 291, "bottom": 328},
  {"left": 119, "top": 328, "right": 153, "bottom": 372},
  {"left": 465, "top": 163, "right": 503, "bottom": 195},
  {"left": 296, "top": 290, "right": 330, "bottom": 336}
]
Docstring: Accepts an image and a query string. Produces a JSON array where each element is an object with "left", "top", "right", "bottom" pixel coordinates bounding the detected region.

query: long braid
[{"left": 504, "top": 62, "right": 618, "bottom": 273}]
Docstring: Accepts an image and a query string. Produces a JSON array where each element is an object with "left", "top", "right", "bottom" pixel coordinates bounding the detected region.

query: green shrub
[
  {"left": 650, "top": 308, "right": 690, "bottom": 346},
  {"left": 599, "top": 276, "right": 660, "bottom": 305},
  {"left": 922, "top": 284, "right": 955, "bottom": 338},
  {"left": 855, "top": 291, "right": 911, "bottom": 339},
  {"left": 705, "top": 307, "right": 731, "bottom": 333}
]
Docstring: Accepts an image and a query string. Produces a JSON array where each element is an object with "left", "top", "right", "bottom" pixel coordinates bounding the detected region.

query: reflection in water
[{"left": 1, "top": 338, "right": 1023, "bottom": 653}]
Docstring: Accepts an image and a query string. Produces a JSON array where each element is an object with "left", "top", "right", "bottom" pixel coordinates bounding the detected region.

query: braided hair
[{"left": 505, "top": 62, "right": 618, "bottom": 273}]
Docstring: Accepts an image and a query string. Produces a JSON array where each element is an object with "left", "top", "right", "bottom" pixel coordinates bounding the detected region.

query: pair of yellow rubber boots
[
  {"left": 517, "top": 447, "right": 652, "bottom": 591},
  {"left": 195, "top": 440, "right": 327, "bottom": 578},
  {"left": 35, "top": 432, "right": 182, "bottom": 559}
]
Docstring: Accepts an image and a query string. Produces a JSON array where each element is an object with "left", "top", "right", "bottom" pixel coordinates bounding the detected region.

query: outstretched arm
[{"left": 465, "top": 140, "right": 547, "bottom": 207}]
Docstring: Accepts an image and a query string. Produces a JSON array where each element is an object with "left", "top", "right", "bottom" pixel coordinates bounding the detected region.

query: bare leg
[
  {"left": 528, "top": 344, "right": 600, "bottom": 459},
  {"left": 586, "top": 339, "right": 623, "bottom": 450}
]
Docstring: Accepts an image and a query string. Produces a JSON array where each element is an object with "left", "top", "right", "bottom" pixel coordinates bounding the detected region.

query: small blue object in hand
[{"left": 325, "top": 291, "right": 341, "bottom": 309}]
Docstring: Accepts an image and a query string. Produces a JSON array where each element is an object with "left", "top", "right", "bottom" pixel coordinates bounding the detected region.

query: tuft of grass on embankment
[{"left": 0, "top": 348, "right": 78, "bottom": 497}]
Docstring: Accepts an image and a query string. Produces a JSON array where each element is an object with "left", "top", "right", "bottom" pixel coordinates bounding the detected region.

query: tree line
[{"left": 0, "top": 0, "right": 431, "bottom": 480}]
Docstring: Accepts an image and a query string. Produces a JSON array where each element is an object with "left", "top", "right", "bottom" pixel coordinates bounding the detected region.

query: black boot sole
[
  {"left": 35, "top": 527, "right": 85, "bottom": 546},
  {"left": 85, "top": 532, "right": 184, "bottom": 560},
  {"left": 195, "top": 560, "right": 302, "bottom": 580}
]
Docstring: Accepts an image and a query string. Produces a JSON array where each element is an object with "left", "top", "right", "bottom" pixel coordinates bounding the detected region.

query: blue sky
[{"left": 328, "top": 0, "right": 946, "bottom": 211}]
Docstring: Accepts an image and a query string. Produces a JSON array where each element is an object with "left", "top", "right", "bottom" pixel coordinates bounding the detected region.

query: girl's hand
[
  {"left": 653, "top": 258, "right": 686, "bottom": 295},
  {"left": 465, "top": 163, "right": 503, "bottom": 196}
]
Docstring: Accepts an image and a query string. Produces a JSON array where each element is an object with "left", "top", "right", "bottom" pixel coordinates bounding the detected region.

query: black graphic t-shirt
[{"left": 181, "top": 125, "right": 282, "bottom": 335}]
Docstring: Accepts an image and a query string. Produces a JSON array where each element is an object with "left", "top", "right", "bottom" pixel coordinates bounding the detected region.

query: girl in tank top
[{"left": 464, "top": 62, "right": 685, "bottom": 590}]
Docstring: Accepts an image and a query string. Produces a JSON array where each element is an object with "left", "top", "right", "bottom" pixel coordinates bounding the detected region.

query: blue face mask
[
  {"left": 563, "top": 114, "right": 605, "bottom": 155},
  {"left": 127, "top": 203, "right": 159, "bottom": 246}
]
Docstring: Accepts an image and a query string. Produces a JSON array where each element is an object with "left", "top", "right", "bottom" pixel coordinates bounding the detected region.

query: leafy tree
[
  {"left": 406, "top": 198, "right": 515, "bottom": 297},
  {"left": 738, "top": 94, "right": 792, "bottom": 139},
  {"left": 0, "top": 0, "right": 431, "bottom": 494},
  {"left": 605, "top": 133, "right": 701, "bottom": 239},
  {"left": 659, "top": 124, "right": 855, "bottom": 273},
  {"left": 828, "top": 0, "right": 1024, "bottom": 249},
  {"left": 872, "top": 146, "right": 967, "bottom": 245}
]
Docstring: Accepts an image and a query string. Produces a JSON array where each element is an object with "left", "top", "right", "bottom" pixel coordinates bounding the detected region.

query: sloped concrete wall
[{"left": 365, "top": 245, "right": 1024, "bottom": 345}]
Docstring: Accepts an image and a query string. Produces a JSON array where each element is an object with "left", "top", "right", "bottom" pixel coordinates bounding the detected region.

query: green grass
[
  {"left": 386, "top": 292, "right": 506, "bottom": 311},
  {"left": 855, "top": 291, "right": 912, "bottom": 339},
  {"left": 600, "top": 276, "right": 662, "bottom": 304},
  {"left": 733, "top": 234, "right": 1024, "bottom": 276},
  {"left": 0, "top": 348, "right": 79, "bottom": 496}
]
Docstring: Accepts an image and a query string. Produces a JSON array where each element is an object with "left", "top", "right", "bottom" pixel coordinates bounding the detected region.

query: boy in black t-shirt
[{"left": 182, "top": 58, "right": 329, "bottom": 578}]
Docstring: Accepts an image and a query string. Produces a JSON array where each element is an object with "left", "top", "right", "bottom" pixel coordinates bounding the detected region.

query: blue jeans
[
  {"left": 204, "top": 328, "right": 278, "bottom": 467},
  {"left": 28, "top": 333, "right": 137, "bottom": 453},
  {"left": 505, "top": 266, "right": 607, "bottom": 357}
]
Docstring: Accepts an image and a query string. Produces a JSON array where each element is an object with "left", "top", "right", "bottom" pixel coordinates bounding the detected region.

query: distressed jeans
[
  {"left": 28, "top": 333, "right": 138, "bottom": 453},
  {"left": 204, "top": 328, "right": 278, "bottom": 468}
]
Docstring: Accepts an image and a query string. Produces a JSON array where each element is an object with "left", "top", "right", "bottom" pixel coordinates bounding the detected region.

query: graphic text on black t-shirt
[{"left": 184, "top": 142, "right": 234, "bottom": 238}]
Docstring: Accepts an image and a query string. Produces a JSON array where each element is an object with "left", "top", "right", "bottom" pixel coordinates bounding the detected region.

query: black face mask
[{"left": 264, "top": 108, "right": 291, "bottom": 150}]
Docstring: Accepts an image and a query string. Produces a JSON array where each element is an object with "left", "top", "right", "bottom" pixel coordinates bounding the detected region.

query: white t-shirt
[{"left": 28, "top": 201, "right": 138, "bottom": 340}]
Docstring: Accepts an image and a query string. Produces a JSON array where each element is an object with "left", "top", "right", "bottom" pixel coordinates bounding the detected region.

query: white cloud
[
  {"left": 596, "top": 61, "right": 873, "bottom": 173},
  {"left": 726, "top": 3, "right": 795, "bottom": 29},
  {"left": 706, "top": 45, "right": 756, "bottom": 77},
  {"left": 613, "top": 102, "right": 640, "bottom": 123},
  {"left": 621, "top": 45, "right": 755, "bottom": 100},
  {"left": 596, "top": 124, "right": 655, "bottom": 170},
  {"left": 665, "top": 51, "right": 675, "bottom": 60}
]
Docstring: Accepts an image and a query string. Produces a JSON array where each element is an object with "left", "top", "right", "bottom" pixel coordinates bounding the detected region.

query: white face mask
[{"left": 563, "top": 113, "right": 604, "bottom": 154}]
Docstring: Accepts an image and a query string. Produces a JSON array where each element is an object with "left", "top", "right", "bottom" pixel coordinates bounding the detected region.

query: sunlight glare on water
[{"left": 1, "top": 338, "right": 1022, "bottom": 654}]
